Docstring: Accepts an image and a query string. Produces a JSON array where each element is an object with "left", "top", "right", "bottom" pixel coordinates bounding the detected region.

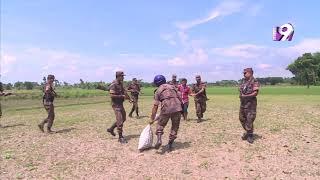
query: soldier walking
[
  {"left": 149, "top": 75, "right": 182, "bottom": 152},
  {"left": 191, "top": 75, "right": 207, "bottom": 123},
  {"left": 106, "top": 71, "right": 133, "bottom": 144},
  {"left": 38, "top": 75, "right": 57, "bottom": 133},
  {"left": 127, "top": 78, "right": 141, "bottom": 118},
  {"left": 239, "top": 68, "right": 260, "bottom": 144}
]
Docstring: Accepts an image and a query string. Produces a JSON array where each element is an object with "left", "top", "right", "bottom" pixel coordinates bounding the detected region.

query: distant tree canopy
[
  {"left": 287, "top": 52, "right": 320, "bottom": 88},
  {"left": 2, "top": 52, "right": 320, "bottom": 90}
]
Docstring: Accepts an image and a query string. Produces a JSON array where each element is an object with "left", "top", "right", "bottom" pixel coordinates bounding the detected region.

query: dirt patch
[{"left": 1, "top": 95, "right": 320, "bottom": 179}]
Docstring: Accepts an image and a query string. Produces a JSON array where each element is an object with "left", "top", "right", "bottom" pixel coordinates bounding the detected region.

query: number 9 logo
[{"left": 278, "top": 23, "right": 294, "bottom": 41}]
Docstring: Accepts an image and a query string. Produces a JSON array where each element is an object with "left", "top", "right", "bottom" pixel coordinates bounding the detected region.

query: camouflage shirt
[
  {"left": 127, "top": 83, "right": 141, "bottom": 96},
  {"left": 43, "top": 83, "right": 55, "bottom": 104},
  {"left": 168, "top": 80, "right": 179, "bottom": 89},
  {"left": 192, "top": 82, "right": 207, "bottom": 102},
  {"left": 239, "top": 77, "right": 260, "bottom": 98},
  {"left": 109, "top": 80, "right": 125, "bottom": 106},
  {"left": 154, "top": 84, "right": 182, "bottom": 114}
]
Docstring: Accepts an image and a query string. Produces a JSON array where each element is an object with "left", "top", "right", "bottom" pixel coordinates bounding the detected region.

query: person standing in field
[
  {"left": 178, "top": 78, "right": 192, "bottom": 121},
  {"left": 107, "top": 71, "right": 133, "bottom": 144},
  {"left": 127, "top": 78, "right": 141, "bottom": 118},
  {"left": 149, "top": 75, "right": 182, "bottom": 152},
  {"left": 38, "top": 75, "right": 57, "bottom": 133},
  {"left": 239, "top": 68, "right": 260, "bottom": 144},
  {"left": 0, "top": 82, "right": 13, "bottom": 127},
  {"left": 191, "top": 75, "right": 208, "bottom": 123}
]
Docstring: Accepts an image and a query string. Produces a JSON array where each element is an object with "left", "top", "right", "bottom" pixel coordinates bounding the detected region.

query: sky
[{"left": 1, "top": 0, "right": 320, "bottom": 83}]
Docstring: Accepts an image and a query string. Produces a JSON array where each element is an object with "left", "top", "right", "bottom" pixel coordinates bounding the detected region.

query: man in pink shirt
[{"left": 178, "top": 78, "right": 192, "bottom": 120}]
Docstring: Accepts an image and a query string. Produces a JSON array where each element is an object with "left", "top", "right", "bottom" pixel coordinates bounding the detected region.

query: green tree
[
  {"left": 287, "top": 52, "right": 320, "bottom": 88},
  {"left": 5, "top": 83, "right": 13, "bottom": 90}
]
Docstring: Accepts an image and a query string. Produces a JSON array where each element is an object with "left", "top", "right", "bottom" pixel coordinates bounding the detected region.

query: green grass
[{"left": 2, "top": 86, "right": 319, "bottom": 100}]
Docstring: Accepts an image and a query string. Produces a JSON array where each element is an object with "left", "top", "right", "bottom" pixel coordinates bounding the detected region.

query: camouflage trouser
[
  {"left": 156, "top": 112, "right": 181, "bottom": 141},
  {"left": 239, "top": 97, "right": 257, "bottom": 134},
  {"left": 195, "top": 100, "right": 206, "bottom": 119},
  {"left": 112, "top": 105, "right": 126, "bottom": 134},
  {"left": 40, "top": 103, "right": 55, "bottom": 129},
  {"left": 129, "top": 95, "right": 139, "bottom": 115}
]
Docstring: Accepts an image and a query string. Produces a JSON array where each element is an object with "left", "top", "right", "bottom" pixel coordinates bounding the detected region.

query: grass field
[
  {"left": 1, "top": 86, "right": 320, "bottom": 179},
  {"left": 2, "top": 85, "right": 320, "bottom": 100}
]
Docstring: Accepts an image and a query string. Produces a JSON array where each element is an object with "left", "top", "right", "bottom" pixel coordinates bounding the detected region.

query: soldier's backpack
[{"left": 138, "top": 124, "right": 154, "bottom": 152}]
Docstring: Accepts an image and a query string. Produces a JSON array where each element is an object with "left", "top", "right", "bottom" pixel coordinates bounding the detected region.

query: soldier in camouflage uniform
[
  {"left": 150, "top": 75, "right": 182, "bottom": 152},
  {"left": 0, "top": 82, "right": 13, "bottom": 127},
  {"left": 239, "top": 68, "right": 260, "bottom": 144},
  {"left": 107, "top": 71, "right": 133, "bottom": 144},
  {"left": 38, "top": 75, "right": 57, "bottom": 133},
  {"left": 191, "top": 75, "right": 208, "bottom": 123},
  {"left": 127, "top": 78, "right": 141, "bottom": 118},
  {"left": 168, "top": 74, "right": 179, "bottom": 89}
]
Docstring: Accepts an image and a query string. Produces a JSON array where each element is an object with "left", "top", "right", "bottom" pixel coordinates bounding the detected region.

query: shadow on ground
[
  {"left": 126, "top": 134, "right": 140, "bottom": 141},
  {"left": 187, "top": 118, "right": 211, "bottom": 123},
  {"left": 253, "top": 134, "right": 263, "bottom": 140},
  {"left": 157, "top": 141, "right": 192, "bottom": 155},
  {"left": 0, "top": 123, "right": 26, "bottom": 128},
  {"left": 55, "top": 127, "right": 76, "bottom": 134}
]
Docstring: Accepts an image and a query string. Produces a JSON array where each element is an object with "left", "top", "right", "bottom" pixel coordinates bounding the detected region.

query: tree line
[
  {"left": 1, "top": 51, "right": 319, "bottom": 90},
  {"left": 287, "top": 52, "right": 320, "bottom": 88}
]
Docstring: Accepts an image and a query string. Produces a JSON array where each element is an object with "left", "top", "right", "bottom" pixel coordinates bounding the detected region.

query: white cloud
[
  {"left": 175, "top": 0, "right": 245, "bottom": 30},
  {"left": 160, "top": 33, "right": 177, "bottom": 46},
  {"left": 212, "top": 39, "right": 320, "bottom": 61},
  {"left": 286, "top": 38, "right": 320, "bottom": 56},
  {"left": 167, "top": 47, "right": 209, "bottom": 67},
  {"left": 96, "top": 65, "right": 114, "bottom": 77},
  {"left": 212, "top": 44, "right": 265, "bottom": 59},
  {"left": 1, "top": 54, "right": 17, "bottom": 75},
  {"left": 168, "top": 57, "right": 186, "bottom": 66},
  {"left": 112, "top": 67, "right": 124, "bottom": 73},
  {"left": 258, "top": 63, "right": 272, "bottom": 69}
]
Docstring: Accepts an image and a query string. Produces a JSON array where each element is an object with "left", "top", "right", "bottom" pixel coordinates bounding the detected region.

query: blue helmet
[{"left": 153, "top": 75, "right": 166, "bottom": 87}]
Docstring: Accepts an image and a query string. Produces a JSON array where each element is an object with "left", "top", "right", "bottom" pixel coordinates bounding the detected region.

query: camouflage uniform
[
  {"left": 0, "top": 84, "right": 13, "bottom": 124},
  {"left": 192, "top": 80, "right": 207, "bottom": 120},
  {"left": 239, "top": 76, "right": 260, "bottom": 136},
  {"left": 168, "top": 74, "right": 179, "bottom": 89},
  {"left": 39, "top": 75, "right": 56, "bottom": 132},
  {"left": 154, "top": 84, "right": 182, "bottom": 142},
  {"left": 127, "top": 79, "right": 141, "bottom": 117},
  {"left": 168, "top": 80, "right": 179, "bottom": 89},
  {"left": 109, "top": 80, "right": 127, "bottom": 135}
]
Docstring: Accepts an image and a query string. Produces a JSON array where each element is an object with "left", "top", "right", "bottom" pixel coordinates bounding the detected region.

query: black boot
[
  {"left": 38, "top": 123, "right": 44, "bottom": 132},
  {"left": 166, "top": 139, "right": 174, "bottom": 152},
  {"left": 154, "top": 134, "right": 162, "bottom": 149},
  {"left": 247, "top": 133, "right": 254, "bottom": 144},
  {"left": 107, "top": 123, "right": 116, "bottom": 136},
  {"left": 136, "top": 108, "right": 140, "bottom": 118},
  {"left": 197, "top": 117, "right": 201, "bottom": 123},
  {"left": 129, "top": 108, "right": 134, "bottom": 118},
  {"left": 47, "top": 127, "right": 54, "bottom": 133},
  {"left": 241, "top": 133, "right": 248, "bottom": 140},
  {"left": 118, "top": 133, "right": 127, "bottom": 144}
]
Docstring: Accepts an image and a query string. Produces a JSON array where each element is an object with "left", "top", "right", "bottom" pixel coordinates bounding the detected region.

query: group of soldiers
[{"left": 0, "top": 67, "right": 259, "bottom": 152}]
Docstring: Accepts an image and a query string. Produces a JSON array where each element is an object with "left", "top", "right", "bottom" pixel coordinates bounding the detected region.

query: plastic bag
[{"left": 138, "top": 124, "right": 153, "bottom": 151}]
